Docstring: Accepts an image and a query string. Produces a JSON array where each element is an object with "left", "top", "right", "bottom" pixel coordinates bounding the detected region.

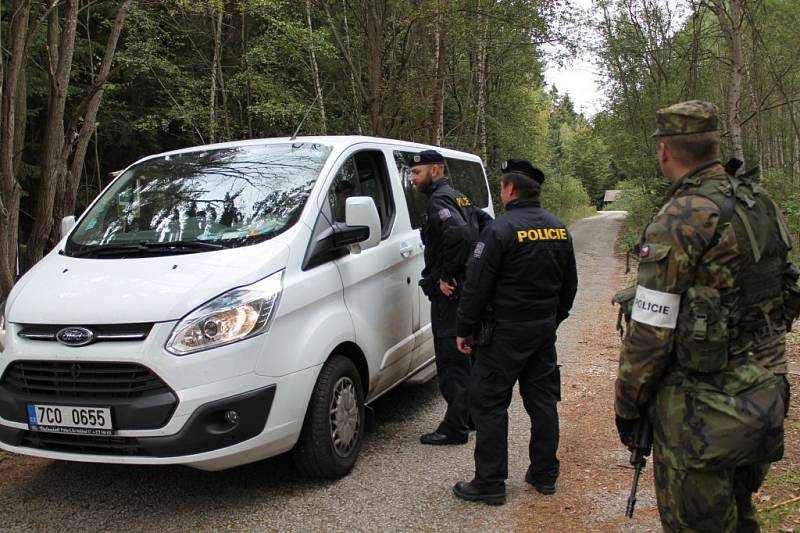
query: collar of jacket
[
  {"left": 667, "top": 159, "right": 724, "bottom": 198},
  {"left": 426, "top": 176, "right": 451, "bottom": 196},
  {"left": 506, "top": 198, "right": 541, "bottom": 210}
]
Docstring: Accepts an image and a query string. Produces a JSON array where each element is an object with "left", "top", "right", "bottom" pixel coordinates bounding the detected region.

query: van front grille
[
  {"left": 1, "top": 361, "right": 171, "bottom": 399},
  {"left": 20, "top": 430, "right": 147, "bottom": 456},
  {"left": 17, "top": 323, "right": 153, "bottom": 343}
]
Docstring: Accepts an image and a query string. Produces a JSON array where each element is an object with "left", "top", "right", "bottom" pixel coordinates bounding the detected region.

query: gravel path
[{"left": 0, "top": 211, "right": 655, "bottom": 532}]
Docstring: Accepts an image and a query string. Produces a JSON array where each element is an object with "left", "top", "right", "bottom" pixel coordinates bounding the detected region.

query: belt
[{"left": 493, "top": 308, "right": 556, "bottom": 322}]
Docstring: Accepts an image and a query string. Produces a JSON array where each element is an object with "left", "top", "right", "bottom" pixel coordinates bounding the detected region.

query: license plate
[{"left": 27, "top": 404, "right": 113, "bottom": 436}]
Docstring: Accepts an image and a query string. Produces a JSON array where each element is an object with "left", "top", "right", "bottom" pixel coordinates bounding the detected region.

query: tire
[{"left": 292, "top": 355, "right": 365, "bottom": 479}]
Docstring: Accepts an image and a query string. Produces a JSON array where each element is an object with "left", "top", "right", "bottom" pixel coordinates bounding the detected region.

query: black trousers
[
  {"left": 470, "top": 318, "right": 561, "bottom": 490},
  {"left": 431, "top": 294, "right": 471, "bottom": 438},
  {"left": 433, "top": 335, "right": 471, "bottom": 438}
]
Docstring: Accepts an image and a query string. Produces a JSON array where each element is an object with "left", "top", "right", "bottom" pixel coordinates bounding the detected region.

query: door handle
[{"left": 400, "top": 245, "right": 413, "bottom": 258}]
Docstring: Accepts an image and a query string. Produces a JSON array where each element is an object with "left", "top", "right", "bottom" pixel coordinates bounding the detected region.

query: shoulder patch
[
  {"left": 473, "top": 242, "right": 485, "bottom": 258},
  {"left": 640, "top": 245, "right": 650, "bottom": 258},
  {"left": 438, "top": 208, "right": 452, "bottom": 220},
  {"left": 630, "top": 285, "right": 680, "bottom": 329}
]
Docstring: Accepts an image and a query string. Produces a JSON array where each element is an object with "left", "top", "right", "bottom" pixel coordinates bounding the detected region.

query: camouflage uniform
[{"left": 615, "top": 101, "right": 794, "bottom": 532}]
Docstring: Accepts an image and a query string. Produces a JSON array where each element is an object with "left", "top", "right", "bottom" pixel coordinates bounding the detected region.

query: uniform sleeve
[
  {"left": 477, "top": 209, "right": 494, "bottom": 232},
  {"left": 557, "top": 235, "right": 578, "bottom": 324},
  {"left": 431, "top": 196, "right": 472, "bottom": 281},
  {"left": 614, "top": 195, "right": 720, "bottom": 419},
  {"left": 456, "top": 224, "right": 506, "bottom": 337}
]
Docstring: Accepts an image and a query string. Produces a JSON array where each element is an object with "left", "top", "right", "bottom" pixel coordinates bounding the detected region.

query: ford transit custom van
[{"left": 0, "top": 136, "right": 493, "bottom": 477}]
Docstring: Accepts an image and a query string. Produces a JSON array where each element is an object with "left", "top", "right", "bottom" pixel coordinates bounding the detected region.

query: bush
[
  {"left": 540, "top": 172, "right": 596, "bottom": 225},
  {"left": 613, "top": 179, "right": 660, "bottom": 254}
]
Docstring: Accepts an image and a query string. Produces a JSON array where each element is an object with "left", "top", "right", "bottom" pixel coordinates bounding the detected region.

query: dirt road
[{"left": 0, "top": 211, "right": 659, "bottom": 532}]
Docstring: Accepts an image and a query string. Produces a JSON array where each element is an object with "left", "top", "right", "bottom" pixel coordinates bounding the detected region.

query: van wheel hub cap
[{"left": 330, "top": 377, "right": 359, "bottom": 457}]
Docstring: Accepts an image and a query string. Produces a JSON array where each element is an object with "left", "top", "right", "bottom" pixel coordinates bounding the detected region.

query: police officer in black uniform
[
  {"left": 452, "top": 159, "right": 578, "bottom": 505},
  {"left": 410, "top": 149, "right": 492, "bottom": 445}
]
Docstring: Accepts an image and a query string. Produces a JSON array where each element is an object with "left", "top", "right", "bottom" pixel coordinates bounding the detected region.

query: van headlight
[{"left": 166, "top": 271, "right": 283, "bottom": 355}]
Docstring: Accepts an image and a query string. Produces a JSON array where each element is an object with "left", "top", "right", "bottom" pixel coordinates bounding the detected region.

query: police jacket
[
  {"left": 420, "top": 177, "right": 491, "bottom": 298},
  {"left": 456, "top": 198, "right": 578, "bottom": 338}
]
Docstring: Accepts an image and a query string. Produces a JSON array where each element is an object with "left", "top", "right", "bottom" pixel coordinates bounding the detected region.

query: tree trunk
[
  {"left": 54, "top": 0, "right": 131, "bottom": 226},
  {"left": 711, "top": 0, "right": 745, "bottom": 167},
  {"left": 0, "top": 0, "right": 31, "bottom": 300},
  {"left": 432, "top": 1, "right": 446, "bottom": 145},
  {"left": 307, "top": 0, "right": 327, "bottom": 134},
  {"left": 474, "top": 3, "right": 489, "bottom": 163},
  {"left": 209, "top": 9, "right": 223, "bottom": 143},
  {"left": 342, "top": 0, "right": 362, "bottom": 134},
  {"left": 365, "top": 1, "right": 385, "bottom": 135},
  {"left": 25, "top": 0, "right": 80, "bottom": 270}
]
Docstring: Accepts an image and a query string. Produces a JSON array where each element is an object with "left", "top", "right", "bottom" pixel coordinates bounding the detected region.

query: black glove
[{"left": 615, "top": 415, "right": 637, "bottom": 450}]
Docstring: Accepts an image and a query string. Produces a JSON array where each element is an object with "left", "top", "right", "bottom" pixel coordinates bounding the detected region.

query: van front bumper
[
  {"left": 0, "top": 362, "right": 321, "bottom": 470},
  {"left": 0, "top": 385, "right": 276, "bottom": 458}
]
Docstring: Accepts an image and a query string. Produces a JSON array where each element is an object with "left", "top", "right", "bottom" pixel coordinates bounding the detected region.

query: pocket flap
[{"left": 640, "top": 242, "right": 671, "bottom": 263}]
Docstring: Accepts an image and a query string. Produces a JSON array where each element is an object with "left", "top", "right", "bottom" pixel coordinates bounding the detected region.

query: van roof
[{"left": 133, "top": 135, "right": 484, "bottom": 166}]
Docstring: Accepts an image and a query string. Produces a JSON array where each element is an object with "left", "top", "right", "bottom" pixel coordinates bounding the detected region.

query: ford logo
[{"left": 56, "top": 327, "right": 96, "bottom": 347}]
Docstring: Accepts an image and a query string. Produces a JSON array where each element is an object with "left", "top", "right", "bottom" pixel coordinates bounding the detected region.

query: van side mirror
[
  {"left": 345, "top": 197, "right": 380, "bottom": 251},
  {"left": 61, "top": 216, "right": 76, "bottom": 239}
]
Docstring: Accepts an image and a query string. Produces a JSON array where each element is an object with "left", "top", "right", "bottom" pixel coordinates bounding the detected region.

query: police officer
[
  {"left": 452, "top": 159, "right": 578, "bottom": 505},
  {"left": 614, "top": 101, "right": 794, "bottom": 532},
  {"left": 410, "top": 149, "right": 492, "bottom": 445}
]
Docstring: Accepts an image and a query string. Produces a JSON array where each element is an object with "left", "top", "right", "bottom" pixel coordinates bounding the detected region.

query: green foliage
[{"left": 540, "top": 171, "right": 595, "bottom": 224}]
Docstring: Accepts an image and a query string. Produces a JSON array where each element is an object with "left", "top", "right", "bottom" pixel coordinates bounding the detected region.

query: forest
[{"left": 1, "top": 0, "right": 799, "bottom": 301}]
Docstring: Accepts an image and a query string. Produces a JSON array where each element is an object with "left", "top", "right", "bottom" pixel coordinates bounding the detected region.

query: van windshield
[{"left": 65, "top": 143, "right": 333, "bottom": 257}]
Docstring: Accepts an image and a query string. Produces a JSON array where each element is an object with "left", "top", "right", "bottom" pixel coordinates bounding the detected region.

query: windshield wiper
[{"left": 71, "top": 240, "right": 228, "bottom": 258}]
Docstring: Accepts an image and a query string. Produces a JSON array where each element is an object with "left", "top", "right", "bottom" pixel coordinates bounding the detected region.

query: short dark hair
[
  {"left": 662, "top": 131, "right": 721, "bottom": 165},
  {"left": 502, "top": 172, "right": 541, "bottom": 199}
]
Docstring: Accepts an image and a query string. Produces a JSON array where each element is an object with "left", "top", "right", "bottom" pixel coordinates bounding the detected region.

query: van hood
[{"left": 8, "top": 241, "right": 290, "bottom": 325}]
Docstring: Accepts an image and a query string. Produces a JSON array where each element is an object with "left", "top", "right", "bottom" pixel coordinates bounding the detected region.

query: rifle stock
[{"left": 625, "top": 417, "right": 653, "bottom": 518}]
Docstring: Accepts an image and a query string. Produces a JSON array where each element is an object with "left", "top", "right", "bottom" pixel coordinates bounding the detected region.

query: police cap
[
  {"left": 409, "top": 149, "right": 445, "bottom": 167},
  {"left": 652, "top": 100, "right": 719, "bottom": 138},
  {"left": 501, "top": 158, "right": 545, "bottom": 184}
]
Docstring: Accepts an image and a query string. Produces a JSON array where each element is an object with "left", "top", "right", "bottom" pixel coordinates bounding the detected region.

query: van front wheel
[{"left": 292, "top": 355, "right": 365, "bottom": 478}]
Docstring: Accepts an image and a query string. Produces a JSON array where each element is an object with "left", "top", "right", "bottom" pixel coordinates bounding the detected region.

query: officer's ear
[{"left": 658, "top": 140, "right": 669, "bottom": 166}]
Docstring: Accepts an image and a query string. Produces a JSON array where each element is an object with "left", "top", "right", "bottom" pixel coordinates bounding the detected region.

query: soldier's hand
[
  {"left": 456, "top": 336, "right": 473, "bottom": 355},
  {"left": 615, "top": 415, "right": 637, "bottom": 450},
  {"left": 439, "top": 278, "right": 457, "bottom": 298}
]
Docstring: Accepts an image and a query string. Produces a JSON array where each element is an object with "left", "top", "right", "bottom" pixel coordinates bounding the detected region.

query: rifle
[{"left": 625, "top": 417, "right": 653, "bottom": 518}]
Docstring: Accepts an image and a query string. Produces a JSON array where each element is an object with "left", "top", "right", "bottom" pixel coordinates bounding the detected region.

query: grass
[
  {"left": 757, "top": 468, "right": 800, "bottom": 532},
  {"left": 562, "top": 206, "right": 598, "bottom": 226}
]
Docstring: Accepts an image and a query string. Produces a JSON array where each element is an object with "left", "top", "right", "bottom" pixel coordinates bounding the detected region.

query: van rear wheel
[{"left": 292, "top": 355, "right": 365, "bottom": 478}]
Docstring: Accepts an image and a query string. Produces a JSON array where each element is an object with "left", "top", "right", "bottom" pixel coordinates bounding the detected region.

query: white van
[{"left": 0, "top": 136, "right": 493, "bottom": 477}]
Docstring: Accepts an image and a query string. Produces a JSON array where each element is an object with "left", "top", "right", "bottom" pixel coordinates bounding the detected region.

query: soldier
[
  {"left": 452, "top": 159, "right": 578, "bottom": 505},
  {"left": 410, "top": 149, "right": 492, "bottom": 446},
  {"left": 614, "top": 100, "right": 795, "bottom": 532}
]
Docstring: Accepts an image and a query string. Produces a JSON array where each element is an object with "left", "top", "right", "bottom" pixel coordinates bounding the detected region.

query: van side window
[
  {"left": 393, "top": 151, "right": 428, "bottom": 229},
  {"left": 328, "top": 150, "right": 395, "bottom": 238},
  {"left": 445, "top": 157, "right": 489, "bottom": 208}
]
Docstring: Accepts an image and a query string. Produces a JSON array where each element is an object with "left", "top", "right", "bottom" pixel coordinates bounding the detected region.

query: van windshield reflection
[{"left": 65, "top": 143, "right": 333, "bottom": 257}]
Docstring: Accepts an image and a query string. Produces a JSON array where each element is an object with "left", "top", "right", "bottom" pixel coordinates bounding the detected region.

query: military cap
[
  {"left": 409, "top": 149, "right": 445, "bottom": 167},
  {"left": 653, "top": 100, "right": 719, "bottom": 137},
  {"left": 501, "top": 158, "right": 545, "bottom": 184}
]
